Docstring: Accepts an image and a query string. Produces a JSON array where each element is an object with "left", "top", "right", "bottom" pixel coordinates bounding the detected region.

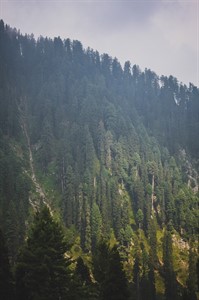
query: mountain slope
[{"left": 0, "top": 20, "right": 198, "bottom": 298}]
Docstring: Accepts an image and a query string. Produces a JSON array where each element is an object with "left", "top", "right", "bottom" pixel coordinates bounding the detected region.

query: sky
[{"left": 0, "top": 0, "right": 198, "bottom": 87}]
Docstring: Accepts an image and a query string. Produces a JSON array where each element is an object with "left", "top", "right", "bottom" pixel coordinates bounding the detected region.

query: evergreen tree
[
  {"left": 75, "top": 256, "right": 91, "bottom": 285},
  {"left": 183, "top": 244, "right": 197, "bottom": 300},
  {"left": 140, "top": 244, "right": 156, "bottom": 300},
  {"left": 103, "top": 245, "right": 129, "bottom": 300},
  {"left": 91, "top": 202, "right": 102, "bottom": 250},
  {"left": 93, "top": 242, "right": 129, "bottom": 300},
  {"left": 136, "top": 208, "right": 144, "bottom": 229},
  {"left": 63, "top": 165, "right": 75, "bottom": 227},
  {"left": 148, "top": 217, "right": 158, "bottom": 267},
  {"left": 15, "top": 206, "right": 72, "bottom": 300},
  {"left": 5, "top": 200, "right": 20, "bottom": 262},
  {"left": 132, "top": 247, "right": 141, "bottom": 300},
  {"left": 0, "top": 228, "right": 14, "bottom": 300},
  {"left": 73, "top": 257, "right": 94, "bottom": 300},
  {"left": 162, "top": 229, "right": 178, "bottom": 300},
  {"left": 93, "top": 240, "right": 110, "bottom": 298},
  {"left": 148, "top": 263, "right": 156, "bottom": 300},
  {"left": 84, "top": 199, "right": 92, "bottom": 252}
]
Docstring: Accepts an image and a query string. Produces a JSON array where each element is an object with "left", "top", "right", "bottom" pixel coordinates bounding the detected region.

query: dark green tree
[
  {"left": 63, "top": 165, "right": 75, "bottom": 227},
  {"left": 84, "top": 199, "right": 92, "bottom": 252},
  {"left": 133, "top": 251, "right": 141, "bottom": 300},
  {"left": 148, "top": 217, "right": 158, "bottom": 267},
  {"left": 93, "top": 242, "right": 129, "bottom": 300},
  {"left": 15, "top": 206, "right": 72, "bottom": 300},
  {"left": 91, "top": 202, "right": 102, "bottom": 250},
  {"left": 75, "top": 256, "right": 91, "bottom": 285},
  {"left": 162, "top": 229, "right": 178, "bottom": 300},
  {"left": 73, "top": 256, "right": 95, "bottom": 300},
  {"left": 148, "top": 263, "right": 156, "bottom": 300},
  {"left": 140, "top": 244, "right": 156, "bottom": 300},
  {"left": 183, "top": 244, "right": 197, "bottom": 300},
  {"left": 93, "top": 240, "right": 110, "bottom": 298},
  {"left": 103, "top": 245, "right": 129, "bottom": 300},
  {"left": 0, "top": 228, "right": 14, "bottom": 300},
  {"left": 136, "top": 208, "right": 144, "bottom": 229}
]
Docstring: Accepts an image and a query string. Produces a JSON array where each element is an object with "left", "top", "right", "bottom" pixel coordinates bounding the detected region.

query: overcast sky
[{"left": 0, "top": 0, "right": 198, "bottom": 86}]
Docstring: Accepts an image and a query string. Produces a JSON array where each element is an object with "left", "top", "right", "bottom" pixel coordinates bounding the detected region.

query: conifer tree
[
  {"left": 0, "top": 228, "right": 14, "bottom": 300},
  {"left": 73, "top": 257, "right": 94, "bottom": 300},
  {"left": 84, "top": 199, "right": 92, "bottom": 252},
  {"left": 75, "top": 256, "right": 91, "bottom": 285},
  {"left": 15, "top": 206, "right": 72, "bottom": 300},
  {"left": 148, "top": 263, "right": 156, "bottom": 300},
  {"left": 162, "top": 229, "right": 178, "bottom": 300},
  {"left": 148, "top": 217, "right": 158, "bottom": 267},
  {"left": 93, "top": 242, "right": 129, "bottom": 300},
  {"left": 103, "top": 245, "right": 129, "bottom": 300},
  {"left": 93, "top": 241, "right": 110, "bottom": 298},
  {"left": 91, "top": 202, "right": 102, "bottom": 250},
  {"left": 133, "top": 249, "right": 141, "bottom": 300},
  {"left": 63, "top": 165, "right": 75, "bottom": 227},
  {"left": 183, "top": 244, "right": 197, "bottom": 300}
]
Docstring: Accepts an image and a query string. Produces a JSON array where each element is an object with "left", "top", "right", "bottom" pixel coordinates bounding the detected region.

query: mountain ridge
[{"left": 0, "top": 20, "right": 198, "bottom": 299}]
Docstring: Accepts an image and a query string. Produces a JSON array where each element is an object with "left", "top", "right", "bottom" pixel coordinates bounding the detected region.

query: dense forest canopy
[{"left": 0, "top": 20, "right": 198, "bottom": 299}]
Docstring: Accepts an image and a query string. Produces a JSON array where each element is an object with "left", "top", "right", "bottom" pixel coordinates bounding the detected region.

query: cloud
[
  {"left": 0, "top": 0, "right": 198, "bottom": 86},
  {"left": 0, "top": 1, "right": 162, "bottom": 36},
  {"left": 81, "top": 1, "right": 162, "bottom": 31}
]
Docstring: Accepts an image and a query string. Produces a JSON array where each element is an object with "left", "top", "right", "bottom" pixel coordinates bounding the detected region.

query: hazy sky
[{"left": 0, "top": 0, "right": 198, "bottom": 86}]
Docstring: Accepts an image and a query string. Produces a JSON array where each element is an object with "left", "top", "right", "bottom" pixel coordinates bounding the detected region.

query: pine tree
[
  {"left": 148, "top": 263, "right": 156, "bottom": 300},
  {"left": 133, "top": 253, "right": 141, "bottom": 300},
  {"left": 103, "top": 245, "right": 129, "bottom": 300},
  {"left": 84, "top": 199, "right": 92, "bottom": 252},
  {"left": 5, "top": 200, "right": 20, "bottom": 263},
  {"left": 0, "top": 228, "right": 14, "bottom": 300},
  {"left": 148, "top": 217, "right": 158, "bottom": 267},
  {"left": 183, "top": 244, "right": 197, "bottom": 300},
  {"left": 162, "top": 229, "right": 178, "bottom": 300},
  {"left": 93, "top": 240, "right": 110, "bottom": 298},
  {"left": 73, "top": 257, "right": 94, "bottom": 300},
  {"left": 63, "top": 165, "right": 75, "bottom": 227},
  {"left": 93, "top": 242, "right": 129, "bottom": 300},
  {"left": 15, "top": 206, "right": 72, "bottom": 300},
  {"left": 75, "top": 256, "right": 91, "bottom": 285},
  {"left": 140, "top": 244, "right": 156, "bottom": 300},
  {"left": 91, "top": 202, "right": 102, "bottom": 250},
  {"left": 136, "top": 208, "right": 144, "bottom": 229}
]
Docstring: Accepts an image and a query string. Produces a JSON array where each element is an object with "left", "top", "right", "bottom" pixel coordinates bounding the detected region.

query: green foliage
[
  {"left": 103, "top": 245, "right": 129, "bottom": 300},
  {"left": 93, "top": 241, "right": 129, "bottom": 300},
  {"left": 0, "top": 135, "right": 31, "bottom": 261},
  {"left": 0, "top": 228, "right": 14, "bottom": 300},
  {"left": 15, "top": 206, "right": 73, "bottom": 300},
  {"left": 162, "top": 229, "right": 178, "bottom": 300},
  {"left": 73, "top": 256, "right": 95, "bottom": 300},
  {"left": 136, "top": 208, "right": 144, "bottom": 229},
  {"left": 91, "top": 202, "right": 102, "bottom": 250},
  {"left": 183, "top": 243, "right": 198, "bottom": 300},
  {"left": 0, "top": 20, "right": 198, "bottom": 300},
  {"left": 148, "top": 217, "right": 158, "bottom": 267}
]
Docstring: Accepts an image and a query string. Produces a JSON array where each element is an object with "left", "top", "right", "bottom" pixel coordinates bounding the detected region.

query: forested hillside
[{"left": 0, "top": 20, "right": 198, "bottom": 299}]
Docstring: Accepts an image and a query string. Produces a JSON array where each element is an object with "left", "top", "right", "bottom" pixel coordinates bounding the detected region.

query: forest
[{"left": 0, "top": 19, "right": 198, "bottom": 299}]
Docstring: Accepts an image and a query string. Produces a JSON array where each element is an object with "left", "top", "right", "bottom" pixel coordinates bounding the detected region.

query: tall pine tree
[
  {"left": 0, "top": 228, "right": 14, "bottom": 300},
  {"left": 15, "top": 206, "right": 72, "bottom": 300},
  {"left": 162, "top": 229, "right": 178, "bottom": 300}
]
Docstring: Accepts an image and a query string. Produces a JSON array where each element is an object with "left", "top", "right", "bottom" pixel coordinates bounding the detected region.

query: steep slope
[{"left": 0, "top": 20, "right": 198, "bottom": 298}]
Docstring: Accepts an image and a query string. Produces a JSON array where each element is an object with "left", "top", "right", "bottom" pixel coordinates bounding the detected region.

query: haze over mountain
[
  {"left": 0, "top": 20, "right": 198, "bottom": 300},
  {"left": 1, "top": 0, "right": 198, "bottom": 86}
]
